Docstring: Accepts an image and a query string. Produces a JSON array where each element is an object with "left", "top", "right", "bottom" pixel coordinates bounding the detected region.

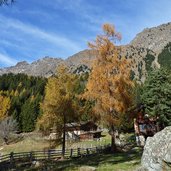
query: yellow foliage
[
  {"left": 0, "top": 95, "right": 11, "bottom": 120},
  {"left": 37, "top": 65, "right": 79, "bottom": 132},
  {"left": 14, "top": 90, "right": 19, "bottom": 96}
]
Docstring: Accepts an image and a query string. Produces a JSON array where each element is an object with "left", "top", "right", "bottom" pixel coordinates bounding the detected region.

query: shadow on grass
[{"left": 26, "top": 147, "right": 142, "bottom": 171}]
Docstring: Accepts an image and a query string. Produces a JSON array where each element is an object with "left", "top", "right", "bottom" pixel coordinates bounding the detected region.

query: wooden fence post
[
  {"left": 30, "top": 151, "right": 33, "bottom": 162},
  {"left": 10, "top": 152, "right": 14, "bottom": 168},
  {"left": 48, "top": 149, "right": 51, "bottom": 160},
  {"left": 100, "top": 146, "right": 103, "bottom": 153},
  {"left": 70, "top": 149, "right": 73, "bottom": 158},
  {"left": 86, "top": 148, "right": 89, "bottom": 156},
  {"left": 96, "top": 147, "right": 98, "bottom": 153},
  {"left": 77, "top": 148, "right": 80, "bottom": 157}
]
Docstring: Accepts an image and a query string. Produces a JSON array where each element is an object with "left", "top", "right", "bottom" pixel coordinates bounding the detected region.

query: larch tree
[
  {"left": 37, "top": 65, "right": 80, "bottom": 157},
  {"left": 0, "top": 94, "right": 11, "bottom": 121},
  {"left": 85, "top": 23, "right": 134, "bottom": 151}
]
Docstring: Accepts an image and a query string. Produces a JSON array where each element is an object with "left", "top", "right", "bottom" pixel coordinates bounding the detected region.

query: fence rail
[{"left": 0, "top": 144, "right": 111, "bottom": 169}]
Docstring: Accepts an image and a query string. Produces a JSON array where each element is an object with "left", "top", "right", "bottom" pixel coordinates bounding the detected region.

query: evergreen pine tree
[{"left": 141, "top": 68, "right": 171, "bottom": 126}]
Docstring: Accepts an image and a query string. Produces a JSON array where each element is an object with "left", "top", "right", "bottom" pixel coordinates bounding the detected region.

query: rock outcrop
[
  {"left": 141, "top": 126, "right": 171, "bottom": 171},
  {"left": 130, "top": 22, "right": 171, "bottom": 54},
  {"left": 0, "top": 57, "right": 64, "bottom": 77}
]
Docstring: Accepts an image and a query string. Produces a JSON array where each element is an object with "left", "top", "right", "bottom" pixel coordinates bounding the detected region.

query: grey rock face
[
  {"left": 131, "top": 22, "right": 171, "bottom": 54},
  {"left": 141, "top": 126, "right": 171, "bottom": 171},
  {"left": 66, "top": 49, "right": 96, "bottom": 68},
  {"left": 0, "top": 50, "right": 95, "bottom": 77},
  {"left": 0, "top": 57, "right": 64, "bottom": 77},
  {"left": 26, "top": 57, "right": 64, "bottom": 77}
]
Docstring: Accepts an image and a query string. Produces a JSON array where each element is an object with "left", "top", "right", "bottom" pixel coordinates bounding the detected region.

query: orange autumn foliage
[{"left": 85, "top": 23, "right": 134, "bottom": 129}]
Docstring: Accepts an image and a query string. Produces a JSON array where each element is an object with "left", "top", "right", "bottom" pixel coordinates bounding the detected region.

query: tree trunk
[
  {"left": 110, "top": 125, "right": 117, "bottom": 152},
  {"left": 3, "top": 137, "right": 8, "bottom": 145},
  {"left": 62, "top": 113, "right": 66, "bottom": 158},
  {"left": 111, "top": 133, "right": 117, "bottom": 152}
]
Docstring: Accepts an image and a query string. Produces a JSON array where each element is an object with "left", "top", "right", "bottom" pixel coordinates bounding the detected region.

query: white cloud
[
  {"left": 0, "top": 15, "right": 82, "bottom": 53},
  {"left": 1, "top": 0, "right": 171, "bottom": 68},
  {"left": 0, "top": 53, "right": 17, "bottom": 66}
]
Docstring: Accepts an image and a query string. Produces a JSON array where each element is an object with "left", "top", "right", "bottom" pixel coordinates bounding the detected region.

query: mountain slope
[
  {"left": 130, "top": 22, "right": 171, "bottom": 53},
  {"left": 1, "top": 22, "right": 171, "bottom": 80},
  {"left": 0, "top": 57, "right": 64, "bottom": 77}
]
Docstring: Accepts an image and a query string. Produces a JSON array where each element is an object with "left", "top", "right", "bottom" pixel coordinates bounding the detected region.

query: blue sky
[{"left": 1, "top": 0, "right": 171, "bottom": 68}]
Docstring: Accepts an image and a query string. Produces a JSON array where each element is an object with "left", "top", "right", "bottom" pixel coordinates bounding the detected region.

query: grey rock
[
  {"left": 32, "top": 160, "right": 41, "bottom": 168},
  {"left": 141, "top": 126, "right": 171, "bottom": 171},
  {"left": 79, "top": 166, "right": 96, "bottom": 171},
  {"left": 135, "top": 166, "right": 148, "bottom": 171}
]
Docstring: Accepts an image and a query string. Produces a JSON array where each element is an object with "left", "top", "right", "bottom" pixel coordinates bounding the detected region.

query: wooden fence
[{"left": 0, "top": 144, "right": 111, "bottom": 170}]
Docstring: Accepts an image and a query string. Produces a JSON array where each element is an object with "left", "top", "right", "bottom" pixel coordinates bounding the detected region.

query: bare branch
[{"left": 0, "top": 0, "right": 15, "bottom": 6}]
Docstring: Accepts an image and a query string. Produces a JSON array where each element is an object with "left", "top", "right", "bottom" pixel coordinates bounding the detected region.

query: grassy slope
[
  {"left": 0, "top": 132, "right": 111, "bottom": 155},
  {"left": 0, "top": 133, "right": 50, "bottom": 154},
  {"left": 0, "top": 132, "right": 142, "bottom": 171}
]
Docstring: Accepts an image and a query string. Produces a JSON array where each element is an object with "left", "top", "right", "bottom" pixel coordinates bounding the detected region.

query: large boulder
[{"left": 141, "top": 126, "right": 171, "bottom": 171}]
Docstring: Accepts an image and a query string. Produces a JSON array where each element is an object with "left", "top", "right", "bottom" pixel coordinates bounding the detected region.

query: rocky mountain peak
[
  {"left": 15, "top": 61, "right": 29, "bottom": 67},
  {"left": 130, "top": 22, "right": 171, "bottom": 54}
]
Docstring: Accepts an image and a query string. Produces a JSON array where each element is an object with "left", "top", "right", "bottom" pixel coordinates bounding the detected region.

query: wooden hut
[{"left": 65, "top": 121, "right": 102, "bottom": 141}]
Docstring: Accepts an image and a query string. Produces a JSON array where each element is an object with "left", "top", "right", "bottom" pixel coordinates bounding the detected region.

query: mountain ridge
[{"left": 1, "top": 22, "right": 171, "bottom": 81}]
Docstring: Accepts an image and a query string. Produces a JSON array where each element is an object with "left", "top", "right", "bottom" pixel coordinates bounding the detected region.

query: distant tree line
[
  {"left": 0, "top": 72, "right": 93, "bottom": 134},
  {"left": 0, "top": 73, "right": 47, "bottom": 132}
]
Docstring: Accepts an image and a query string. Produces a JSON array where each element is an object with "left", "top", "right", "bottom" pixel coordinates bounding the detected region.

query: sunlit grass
[
  {"left": 0, "top": 133, "right": 49, "bottom": 154},
  {"left": 0, "top": 132, "right": 142, "bottom": 171}
]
